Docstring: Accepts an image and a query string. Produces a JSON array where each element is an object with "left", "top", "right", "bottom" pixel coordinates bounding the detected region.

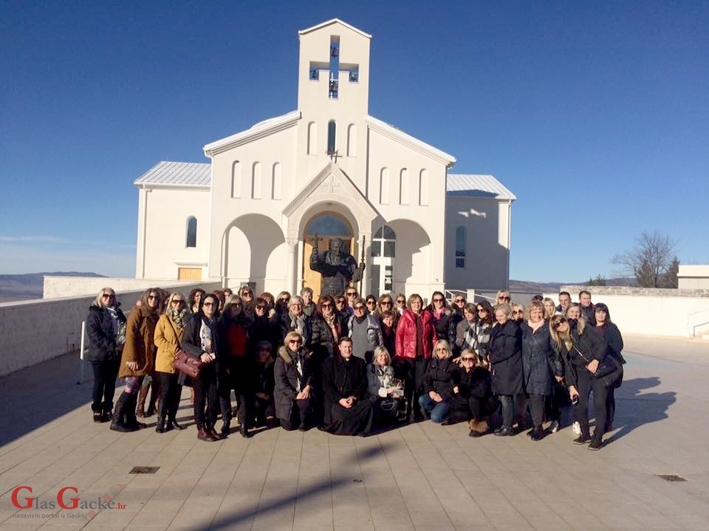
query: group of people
[{"left": 85, "top": 285, "right": 624, "bottom": 449}]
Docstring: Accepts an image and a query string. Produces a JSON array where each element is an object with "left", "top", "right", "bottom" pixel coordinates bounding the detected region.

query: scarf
[
  {"left": 527, "top": 319, "right": 544, "bottom": 332},
  {"left": 464, "top": 320, "right": 479, "bottom": 351},
  {"left": 289, "top": 313, "right": 307, "bottom": 336},
  {"left": 324, "top": 313, "right": 339, "bottom": 343},
  {"left": 169, "top": 308, "right": 187, "bottom": 330}
]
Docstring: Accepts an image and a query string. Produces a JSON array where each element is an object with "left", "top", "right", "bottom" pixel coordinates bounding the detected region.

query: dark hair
[
  {"left": 318, "top": 295, "right": 336, "bottom": 310},
  {"left": 338, "top": 336, "right": 353, "bottom": 346},
  {"left": 188, "top": 288, "right": 206, "bottom": 308},
  {"left": 380, "top": 309, "right": 396, "bottom": 323},
  {"left": 476, "top": 300, "right": 495, "bottom": 325},
  {"left": 255, "top": 297, "right": 267, "bottom": 309},
  {"left": 558, "top": 291, "right": 571, "bottom": 299},
  {"left": 579, "top": 290, "right": 591, "bottom": 298},
  {"left": 202, "top": 294, "right": 220, "bottom": 317},
  {"left": 594, "top": 302, "right": 612, "bottom": 322},
  {"left": 531, "top": 294, "right": 543, "bottom": 301}
]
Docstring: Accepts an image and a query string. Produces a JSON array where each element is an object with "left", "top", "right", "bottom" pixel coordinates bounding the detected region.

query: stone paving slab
[{"left": 0, "top": 335, "right": 708, "bottom": 530}]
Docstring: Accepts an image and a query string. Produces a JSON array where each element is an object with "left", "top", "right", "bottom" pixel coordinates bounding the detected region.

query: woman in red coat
[{"left": 394, "top": 294, "right": 437, "bottom": 422}]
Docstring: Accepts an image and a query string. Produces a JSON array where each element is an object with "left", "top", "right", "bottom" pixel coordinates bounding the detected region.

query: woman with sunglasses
[
  {"left": 428, "top": 291, "right": 456, "bottom": 350},
  {"left": 549, "top": 314, "right": 609, "bottom": 450},
  {"left": 183, "top": 293, "right": 221, "bottom": 442},
  {"left": 489, "top": 304, "right": 523, "bottom": 436},
  {"left": 375, "top": 294, "right": 395, "bottom": 320},
  {"left": 419, "top": 340, "right": 459, "bottom": 424},
  {"left": 395, "top": 293, "right": 407, "bottom": 315},
  {"left": 310, "top": 295, "right": 345, "bottom": 364},
  {"left": 451, "top": 348, "right": 493, "bottom": 437},
  {"left": 217, "top": 295, "right": 254, "bottom": 438},
  {"left": 474, "top": 300, "right": 495, "bottom": 363},
  {"left": 520, "top": 301, "right": 563, "bottom": 441},
  {"left": 512, "top": 303, "right": 525, "bottom": 323},
  {"left": 274, "top": 332, "right": 315, "bottom": 431},
  {"left": 111, "top": 288, "right": 160, "bottom": 432},
  {"left": 365, "top": 295, "right": 378, "bottom": 315},
  {"left": 154, "top": 292, "right": 189, "bottom": 433},
  {"left": 86, "top": 288, "right": 127, "bottom": 423},
  {"left": 495, "top": 290, "right": 512, "bottom": 308},
  {"left": 455, "top": 303, "right": 479, "bottom": 355}
]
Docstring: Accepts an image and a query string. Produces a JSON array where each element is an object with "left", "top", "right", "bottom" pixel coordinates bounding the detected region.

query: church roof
[
  {"left": 447, "top": 174, "right": 516, "bottom": 201},
  {"left": 134, "top": 161, "right": 210, "bottom": 188},
  {"left": 298, "top": 19, "right": 372, "bottom": 40},
  {"left": 134, "top": 164, "right": 515, "bottom": 202}
]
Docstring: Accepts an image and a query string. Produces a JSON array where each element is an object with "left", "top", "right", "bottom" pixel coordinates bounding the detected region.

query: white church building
[{"left": 134, "top": 19, "right": 515, "bottom": 300}]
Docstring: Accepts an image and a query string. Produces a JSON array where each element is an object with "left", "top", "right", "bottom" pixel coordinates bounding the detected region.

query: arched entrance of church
[{"left": 302, "top": 213, "right": 356, "bottom": 301}]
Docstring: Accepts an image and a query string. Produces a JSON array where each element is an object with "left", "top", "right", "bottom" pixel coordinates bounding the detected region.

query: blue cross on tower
[{"left": 309, "top": 36, "right": 359, "bottom": 100}]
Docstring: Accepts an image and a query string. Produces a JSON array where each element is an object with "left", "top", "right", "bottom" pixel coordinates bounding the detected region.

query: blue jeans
[{"left": 418, "top": 394, "right": 450, "bottom": 423}]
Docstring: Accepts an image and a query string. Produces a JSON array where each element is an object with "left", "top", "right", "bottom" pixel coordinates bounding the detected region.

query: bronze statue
[{"left": 310, "top": 234, "right": 364, "bottom": 298}]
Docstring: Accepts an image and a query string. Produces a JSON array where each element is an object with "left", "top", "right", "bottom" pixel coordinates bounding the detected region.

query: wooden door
[{"left": 178, "top": 267, "right": 202, "bottom": 281}]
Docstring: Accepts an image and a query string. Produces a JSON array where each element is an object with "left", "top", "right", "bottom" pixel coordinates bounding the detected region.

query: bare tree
[{"left": 612, "top": 230, "right": 679, "bottom": 288}]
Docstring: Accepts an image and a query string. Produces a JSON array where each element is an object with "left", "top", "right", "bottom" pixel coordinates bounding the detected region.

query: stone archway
[{"left": 221, "top": 214, "right": 285, "bottom": 294}]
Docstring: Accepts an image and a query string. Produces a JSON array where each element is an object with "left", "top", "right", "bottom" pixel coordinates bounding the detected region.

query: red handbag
[{"left": 173, "top": 349, "right": 204, "bottom": 379}]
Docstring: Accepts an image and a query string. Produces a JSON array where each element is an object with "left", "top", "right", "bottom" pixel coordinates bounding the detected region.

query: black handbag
[{"left": 573, "top": 346, "right": 621, "bottom": 388}]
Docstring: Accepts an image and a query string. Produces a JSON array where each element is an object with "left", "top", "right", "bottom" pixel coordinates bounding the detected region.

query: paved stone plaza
[{"left": 0, "top": 335, "right": 708, "bottom": 530}]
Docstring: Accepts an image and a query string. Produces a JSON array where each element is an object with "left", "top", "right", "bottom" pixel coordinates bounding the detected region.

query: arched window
[
  {"left": 307, "top": 122, "right": 317, "bottom": 155},
  {"left": 418, "top": 169, "right": 429, "bottom": 206},
  {"left": 251, "top": 162, "right": 262, "bottom": 199},
  {"left": 379, "top": 167, "right": 390, "bottom": 204},
  {"left": 327, "top": 120, "right": 336, "bottom": 155},
  {"left": 272, "top": 162, "right": 282, "bottom": 200},
  {"left": 399, "top": 168, "right": 409, "bottom": 205},
  {"left": 231, "top": 160, "right": 241, "bottom": 198},
  {"left": 186, "top": 217, "right": 197, "bottom": 248},
  {"left": 347, "top": 123, "right": 357, "bottom": 157},
  {"left": 455, "top": 226, "right": 466, "bottom": 268},
  {"left": 372, "top": 225, "right": 396, "bottom": 258}
]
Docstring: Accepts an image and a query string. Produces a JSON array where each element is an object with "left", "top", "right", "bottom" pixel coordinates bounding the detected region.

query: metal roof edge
[
  {"left": 203, "top": 110, "right": 301, "bottom": 157},
  {"left": 298, "top": 18, "right": 372, "bottom": 40}
]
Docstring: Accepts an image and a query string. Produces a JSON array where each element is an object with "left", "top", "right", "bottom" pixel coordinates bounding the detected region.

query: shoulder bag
[
  {"left": 173, "top": 349, "right": 205, "bottom": 379},
  {"left": 573, "top": 346, "right": 621, "bottom": 388}
]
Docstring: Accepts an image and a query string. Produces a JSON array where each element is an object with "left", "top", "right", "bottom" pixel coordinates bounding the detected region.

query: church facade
[{"left": 134, "top": 19, "right": 515, "bottom": 300}]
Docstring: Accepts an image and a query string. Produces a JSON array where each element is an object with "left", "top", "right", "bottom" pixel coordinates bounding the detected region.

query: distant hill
[
  {"left": 510, "top": 277, "right": 637, "bottom": 293},
  {"left": 0, "top": 272, "right": 105, "bottom": 303}
]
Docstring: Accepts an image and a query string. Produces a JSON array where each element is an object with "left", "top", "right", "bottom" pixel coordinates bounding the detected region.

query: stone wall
[
  {"left": 0, "top": 282, "right": 220, "bottom": 376},
  {"left": 43, "top": 276, "right": 219, "bottom": 299},
  {"left": 561, "top": 285, "right": 709, "bottom": 298}
]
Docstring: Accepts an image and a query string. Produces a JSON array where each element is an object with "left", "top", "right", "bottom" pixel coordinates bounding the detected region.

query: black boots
[
  {"left": 240, "top": 422, "right": 252, "bottom": 438},
  {"left": 101, "top": 402, "right": 113, "bottom": 423},
  {"left": 92, "top": 404, "right": 104, "bottom": 423},
  {"left": 155, "top": 417, "right": 166, "bottom": 433},
  {"left": 110, "top": 394, "right": 136, "bottom": 432}
]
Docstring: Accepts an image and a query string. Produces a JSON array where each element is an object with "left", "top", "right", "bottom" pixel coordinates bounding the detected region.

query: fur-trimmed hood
[{"left": 277, "top": 345, "right": 312, "bottom": 364}]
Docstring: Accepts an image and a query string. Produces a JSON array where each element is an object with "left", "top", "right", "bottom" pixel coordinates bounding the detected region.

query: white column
[
  {"left": 360, "top": 231, "right": 371, "bottom": 296},
  {"left": 286, "top": 237, "right": 298, "bottom": 295}
]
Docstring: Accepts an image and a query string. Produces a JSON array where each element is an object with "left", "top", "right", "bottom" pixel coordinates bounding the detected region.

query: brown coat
[
  {"left": 119, "top": 305, "right": 158, "bottom": 378},
  {"left": 154, "top": 313, "right": 185, "bottom": 374}
]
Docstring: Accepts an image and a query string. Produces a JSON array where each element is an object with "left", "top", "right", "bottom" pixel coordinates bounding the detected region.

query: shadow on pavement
[{"left": 606, "top": 376, "right": 676, "bottom": 444}]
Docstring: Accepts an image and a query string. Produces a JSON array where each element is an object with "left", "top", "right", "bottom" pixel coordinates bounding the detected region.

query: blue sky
[{"left": 1, "top": 1, "right": 707, "bottom": 283}]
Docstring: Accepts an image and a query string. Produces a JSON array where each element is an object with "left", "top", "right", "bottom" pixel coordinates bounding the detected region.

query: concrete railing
[{"left": 0, "top": 282, "right": 219, "bottom": 376}]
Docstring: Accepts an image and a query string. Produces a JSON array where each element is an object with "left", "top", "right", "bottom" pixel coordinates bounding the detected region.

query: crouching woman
[{"left": 274, "top": 332, "right": 315, "bottom": 431}]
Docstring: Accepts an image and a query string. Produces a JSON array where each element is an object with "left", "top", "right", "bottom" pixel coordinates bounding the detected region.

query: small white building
[{"left": 134, "top": 19, "right": 515, "bottom": 299}]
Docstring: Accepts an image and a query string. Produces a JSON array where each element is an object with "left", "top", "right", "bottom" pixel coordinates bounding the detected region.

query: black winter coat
[
  {"left": 489, "top": 320, "right": 523, "bottom": 395},
  {"left": 428, "top": 307, "right": 457, "bottom": 347},
  {"left": 521, "top": 321, "right": 563, "bottom": 396},
  {"left": 274, "top": 346, "right": 315, "bottom": 421},
  {"left": 310, "top": 313, "right": 345, "bottom": 363},
  {"left": 182, "top": 313, "right": 220, "bottom": 386},
  {"left": 271, "top": 312, "right": 312, "bottom": 349},
  {"left": 422, "top": 357, "right": 459, "bottom": 401},
  {"left": 86, "top": 305, "right": 126, "bottom": 363},
  {"left": 562, "top": 322, "right": 608, "bottom": 388},
  {"left": 456, "top": 367, "right": 492, "bottom": 401}
]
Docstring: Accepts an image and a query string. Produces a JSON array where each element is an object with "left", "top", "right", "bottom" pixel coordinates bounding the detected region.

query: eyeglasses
[
  {"left": 455, "top": 298, "right": 465, "bottom": 303},
  {"left": 397, "top": 299, "right": 405, "bottom": 304},
  {"left": 148, "top": 294, "right": 158, "bottom": 300},
  {"left": 477, "top": 308, "right": 487, "bottom": 312},
  {"left": 435, "top": 347, "right": 448, "bottom": 352},
  {"left": 346, "top": 292, "right": 357, "bottom": 297},
  {"left": 433, "top": 298, "right": 444, "bottom": 303},
  {"left": 354, "top": 306, "right": 365, "bottom": 311},
  {"left": 171, "top": 300, "right": 184, "bottom": 305},
  {"left": 336, "top": 299, "right": 345, "bottom": 305},
  {"left": 102, "top": 294, "right": 114, "bottom": 299},
  {"left": 553, "top": 319, "right": 567, "bottom": 330},
  {"left": 256, "top": 305, "right": 266, "bottom": 310},
  {"left": 367, "top": 300, "right": 376, "bottom": 305},
  {"left": 512, "top": 310, "right": 524, "bottom": 315},
  {"left": 279, "top": 297, "right": 289, "bottom": 302},
  {"left": 461, "top": 357, "right": 475, "bottom": 362},
  {"left": 381, "top": 301, "right": 392, "bottom": 306},
  {"left": 203, "top": 302, "right": 215, "bottom": 307},
  {"left": 498, "top": 296, "right": 511, "bottom": 301},
  {"left": 242, "top": 292, "right": 253, "bottom": 297},
  {"left": 321, "top": 303, "right": 332, "bottom": 308},
  {"left": 288, "top": 339, "right": 302, "bottom": 345}
]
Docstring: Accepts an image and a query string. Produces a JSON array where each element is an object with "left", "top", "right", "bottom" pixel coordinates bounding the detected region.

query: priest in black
[{"left": 321, "top": 337, "right": 374, "bottom": 436}]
